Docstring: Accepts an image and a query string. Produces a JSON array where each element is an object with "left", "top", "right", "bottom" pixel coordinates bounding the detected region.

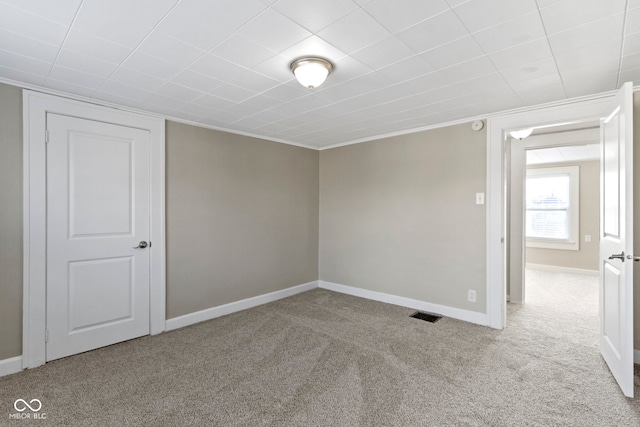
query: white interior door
[
  {"left": 46, "top": 113, "right": 151, "bottom": 361},
  {"left": 599, "top": 82, "right": 634, "bottom": 397}
]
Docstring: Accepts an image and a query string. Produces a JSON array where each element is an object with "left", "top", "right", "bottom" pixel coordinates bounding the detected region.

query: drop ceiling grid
[{"left": 0, "top": 0, "right": 638, "bottom": 148}]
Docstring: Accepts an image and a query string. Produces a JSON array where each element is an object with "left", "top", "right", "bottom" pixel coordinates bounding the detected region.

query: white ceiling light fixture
[
  {"left": 290, "top": 57, "right": 333, "bottom": 89},
  {"left": 510, "top": 128, "right": 534, "bottom": 140}
]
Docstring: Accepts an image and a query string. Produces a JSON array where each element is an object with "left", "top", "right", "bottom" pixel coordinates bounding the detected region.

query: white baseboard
[
  {"left": 526, "top": 263, "right": 599, "bottom": 276},
  {"left": 0, "top": 356, "right": 23, "bottom": 377},
  {"left": 165, "top": 281, "right": 318, "bottom": 331},
  {"left": 318, "top": 280, "right": 489, "bottom": 327}
]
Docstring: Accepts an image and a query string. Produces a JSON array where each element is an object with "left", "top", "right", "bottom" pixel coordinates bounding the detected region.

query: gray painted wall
[
  {"left": 0, "top": 83, "right": 22, "bottom": 360},
  {"left": 526, "top": 160, "right": 600, "bottom": 271},
  {"left": 2, "top": 82, "right": 640, "bottom": 361},
  {"left": 318, "top": 123, "right": 487, "bottom": 313},
  {"left": 166, "top": 122, "right": 319, "bottom": 319}
]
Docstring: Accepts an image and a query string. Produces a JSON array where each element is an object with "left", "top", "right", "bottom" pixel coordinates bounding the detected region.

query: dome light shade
[
  {"left": 290, "top": 57, "right": 333, "bottom": 89},
  {"left": 510, "top": 128, "right": 534, "bottom": 140}
]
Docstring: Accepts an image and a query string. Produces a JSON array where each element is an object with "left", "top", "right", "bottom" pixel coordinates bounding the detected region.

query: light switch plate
[{"left": 476, "top": 193, "right": 484, "bottom": 205}]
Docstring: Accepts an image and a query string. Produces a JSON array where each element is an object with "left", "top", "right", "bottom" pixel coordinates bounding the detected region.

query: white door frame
[
  {"left": 22, "top": 91, "right": 166, "bottom": 368},
  {"left": 486, "top": 95, "right": 613, "bottom": 329}
]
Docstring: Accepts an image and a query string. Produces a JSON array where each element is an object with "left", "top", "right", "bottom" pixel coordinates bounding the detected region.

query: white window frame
[{"left": 525, "top": 165, "right": 579, "bottom": 251}]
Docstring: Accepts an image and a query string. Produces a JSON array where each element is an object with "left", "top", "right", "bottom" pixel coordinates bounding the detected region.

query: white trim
[
  {"left": 525, "top": 263, "right": 599, "bottom": 276},
  {"left": 22, "top": 91, "right": 166, "bottom": 369},
  {"left": 165, "top": 281, "right": 318, "bottom": 331},
  {"left": 318, "top": 88, "right": 625, "bottom": 151},
  {"left": 2, "top": 77, "right": 636, "bottom": 153},
  {"left": 0, "top": 356, "right": 23, "bottom": 377},
  {"left": 0, "top": 77, "right": 317, "bottom": 151},
  {"left": 318, "top": 281, "right": 489, "bottom": 327},
  {"left": 487, "top": 96, "right": 613, "bottom": 330}
]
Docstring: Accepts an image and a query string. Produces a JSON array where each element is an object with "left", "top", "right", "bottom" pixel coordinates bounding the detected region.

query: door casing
[
  {"left": 486, "top": 95, "right": 613, "bottom": 329},
  {"left": 22, "top": 91, "right": 166, "bottom": 368}
]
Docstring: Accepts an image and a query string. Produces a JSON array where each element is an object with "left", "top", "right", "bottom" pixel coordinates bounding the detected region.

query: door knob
[
  {"left": 608, "top": 251, "right": 625, "bottom": 261},
  {"left": 133, "top": 241, "right": 148, "bottom": 249}
]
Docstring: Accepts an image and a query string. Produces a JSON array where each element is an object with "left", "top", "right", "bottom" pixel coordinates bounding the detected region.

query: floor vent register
[{"left": 410, "top": 311, "right": 442, "bottom": 323}]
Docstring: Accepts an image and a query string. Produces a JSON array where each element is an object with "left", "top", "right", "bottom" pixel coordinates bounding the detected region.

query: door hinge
[
  {"left": 45, "top": 130, "right": 49, "bottom": 143},
  {"left": 45, "top": 329, "right": 49, "bottom": 342}
]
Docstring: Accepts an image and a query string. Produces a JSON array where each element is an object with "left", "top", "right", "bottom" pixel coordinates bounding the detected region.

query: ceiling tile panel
[
  {"left": 377, "top": 55, "right": 435, "bottom": 82},
  {"left": 0, "top": 3, "right": 69, "bottom": 45},
  {"left": 47, "top": 65, "right": 106, "bottom": 89},
  {"left": 208, "top": 83, "right": 256, "bottom": 103},
  {"left": 63, "top": 30, "right": 132, "bottom": 64},
  {"left": 453, "top": 0, "right": 539, "bottom": 33},
  {"left": 192, "top": 94, "right": 235, "bottom": 110},
  {"left": 261, "top": 83, "right": 308, "bottom": 102},
  {"left": 137, "top": 31, "right": 205, "bottom": 68},
  {"left": 280, "top": 35, "right": 348, "bottom": 64},
  {"left": 621, "top": 52, "right": 640, "bottom": 71},
  {"left": 210, "top": 34, "right": 277, "bottom": 69},
  {"left": 472, "top": 11, "right": 546, "bottom": 54},
  {"left": 73, "top": 0, "right": 178, "bottom": 48},
  {"left": 488, "top": 38, "right": 553, "bottom": 70},
  {"left": 626, "top": 7, "right": 640, "bottom": 34},
  {"left": 514, "top": 83, "right": 566, "bottom": 105},
  {"left": 1, "top": 0, "right": 81, "bottom": 26},
  {"left": 189, "top": 54, "right": 248, "bottom": 83},
  {"left": 498, "top": 57, "right": 559, "bottom": 84},
  {"left": 316, "top": 72, "right": 392, "bottom": 102},
  {"left": 44, "top": 78, "right": 96, "bottom": 97},
  {"left": 351, "top": 37, "right": 415, "bottom": 70},
  {"left": 0, "top": 29, "right": 59, "bottom": 63},
  {"left": 155, "top": 82, "right": 203, "bottom": 102},
  {"left": 171, "top": 70, "right": 222, "bottom": 93},
  {"left": 548, "top": 13, "right": 624, "bottom": 54},
  {"left": 564, "top": 74, "right": 618, "bottom": 97},
  {"left": 228, "top": 70, "right": 281, "bottom": 93},
  {"left": 55, "top": 49, "right": 119, "bottom": 78},
  {"left": 272, "top": 0, "right": 360, "bottom": 33},
  {"left": 156, "top": 0, "right": 267, "bottom": 50},
  {"left": 554, "top": 39, "right": 623, "bottom": 73},
  {"left": 435, "top": 56, "right": 497, "bottom": 85},
  {"left": 109, "top": 67, "right": 166, "bottom": 92},
  {"left": 1, "top": 0, "right": 638, "bottom": 148},
  {"left": 122, "top": 52, "right": 181, "bottom": 80},
  {"left": 0, "top": 65, "right": 46, "bottom": 86},
  {"left": 397, "top": 10, "right": 470, "bottom": 53},
  {"left": 540, "top": 0, "right": 626, "bottom": 35},
  {"left": 364, "top": 0, "right": 450, "bottom": 34},
  {"left": 239, "top": 8, "right": 311, "bottom": 53},
  {"left": 421, "top": 36, "right": 484, "bottom": 70},
  {"left": 0, "top": 49, "right": 53, "bottom": 76},
  {"left": 324, "top": 55, "right": 374, "bottom": 85},
  {"left": 98, "top": 80, "right": 154, "bottom": 101},
  {"left": 318, "top": 9, "right": 392, "bottom": 54}
]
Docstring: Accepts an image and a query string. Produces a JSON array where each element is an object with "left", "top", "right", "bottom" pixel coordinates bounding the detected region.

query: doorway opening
[{"left": 508, "top": 121, "right": 601, "bottom": 310}]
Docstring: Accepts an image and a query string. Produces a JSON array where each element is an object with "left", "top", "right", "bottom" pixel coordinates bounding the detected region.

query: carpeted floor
[{"left": 2, "top": 270, "right": 640, "bottom": 426}]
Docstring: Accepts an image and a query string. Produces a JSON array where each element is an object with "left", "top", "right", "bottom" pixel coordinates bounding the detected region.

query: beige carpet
[{"left": 2, "top": 271, "right": 640, "bottom": 426}]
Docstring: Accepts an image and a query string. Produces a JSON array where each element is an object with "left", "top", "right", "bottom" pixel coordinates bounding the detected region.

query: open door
[{"left": 599, "top": 82, "right": 634, "bottom": 397}]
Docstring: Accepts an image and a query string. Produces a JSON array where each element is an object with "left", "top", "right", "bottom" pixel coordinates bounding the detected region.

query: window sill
[{"left": 526, "top": 239, "right": 579, "bottom": 251}]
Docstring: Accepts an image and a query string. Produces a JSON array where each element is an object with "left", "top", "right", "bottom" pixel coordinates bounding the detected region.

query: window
[{"left": 525, "top": 165, "right": 579, "bottom": 250}]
